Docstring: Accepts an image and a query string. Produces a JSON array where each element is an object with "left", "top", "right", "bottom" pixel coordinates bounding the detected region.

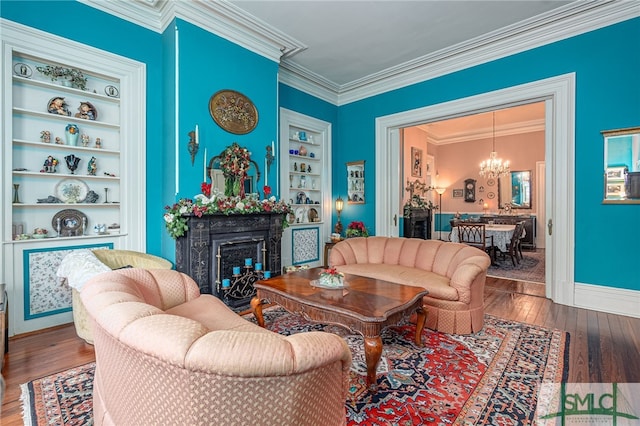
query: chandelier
[{"left": 479, "top": 112, "right": 510, "bottom": 178}]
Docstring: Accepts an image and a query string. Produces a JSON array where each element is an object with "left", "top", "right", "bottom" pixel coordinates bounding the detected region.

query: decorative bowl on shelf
[{"left": 32, "top": 228, "right": 48, "bottom": 238}]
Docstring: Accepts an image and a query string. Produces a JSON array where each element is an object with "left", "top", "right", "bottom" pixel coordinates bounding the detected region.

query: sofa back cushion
[{"left": 330, "top": 237, "right": 489, "bottom": 280}]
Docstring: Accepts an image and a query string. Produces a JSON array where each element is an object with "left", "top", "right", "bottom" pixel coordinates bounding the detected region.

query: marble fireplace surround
[{"left": 175, "top": 213, "right": 284, "bottom": 310}]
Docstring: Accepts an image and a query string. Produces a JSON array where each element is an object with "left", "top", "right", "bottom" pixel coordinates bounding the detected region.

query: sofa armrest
[
  {"left": 83, "top": 269, "right": 200, "bottom": 311},
  {"left": 448, "top": 256, "right": 491, "bottom": 304}
]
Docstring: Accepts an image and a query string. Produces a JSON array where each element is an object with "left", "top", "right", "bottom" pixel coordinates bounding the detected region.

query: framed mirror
[
  {"left": 347, "top": 160, "right": 365, "bottom": 204},
  {"left": 207, "top": 156, "right": 261, "bottom": 196},
  {"left": 498, "top": 170, "right": 532, "bottom": 209},
  {"left": 602, "top": 126, "right": 640, "bottom": 204}
]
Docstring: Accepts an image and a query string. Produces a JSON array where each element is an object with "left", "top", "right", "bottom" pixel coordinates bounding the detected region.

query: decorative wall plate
[
  {"left": 104, "top": 85, "right": 119, "bottom": 98},
  {"left": 487, "top": 192, "right": 496, "bottom": 199},
  {"left": 56, "top": 178, "right": 89, "bottom": 203},
  {"left": 51, "top": 209, "right": 87, "bottom": 236},
  {"left": 287, "top": 212, "right": 296, "bottom": 225},
  {"left": 295, "top": 207, "right": 306, "bottom": 223},
  {"left": 13, "top": 63, "right": 32, "bottom": 78},
  {"left": 208, "top": 89, "right": 258, "bottom": 134},
  {"left": 487, "top": 178, "right": 495, "bottom": 186}
]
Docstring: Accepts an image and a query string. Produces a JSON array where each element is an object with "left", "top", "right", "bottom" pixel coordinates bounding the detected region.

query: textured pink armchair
[
  {"left": 329, "top": 237, "right": 491, "bottom": 334},
  {"left": 81, "top": 268, "right": 352, "bottom": 426}
]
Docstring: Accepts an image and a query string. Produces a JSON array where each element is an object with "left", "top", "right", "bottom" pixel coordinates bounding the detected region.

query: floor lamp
[{"left": 435, "top": 187, "right": 446, "bottom": 240}]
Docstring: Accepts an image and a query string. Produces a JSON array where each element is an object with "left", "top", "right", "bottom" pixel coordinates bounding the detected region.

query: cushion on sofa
[
  {"left": 335, "top": 264, "right": 458, "bottom": 301},
  {"left": 165, "top": 295, "right": 270, "bottom": 334}
]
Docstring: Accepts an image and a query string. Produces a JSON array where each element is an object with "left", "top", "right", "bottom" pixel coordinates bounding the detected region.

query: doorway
[
  {"left": 374, "top": 74, "right": 576, "bottom": 306},
  {"left": 402, "top": 103, "right": 546, "bottom": 285}
]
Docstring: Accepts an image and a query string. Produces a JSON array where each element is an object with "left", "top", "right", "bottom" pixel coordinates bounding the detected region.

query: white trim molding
[
  {"left": 375, "top": 73, "right": 575, "bottom": 308},
  {"left": 575, "top": 283, "right": 640, "bottom": 319},
  {"left": 79, "top": 0, "right": 639, "bottom": 106}
]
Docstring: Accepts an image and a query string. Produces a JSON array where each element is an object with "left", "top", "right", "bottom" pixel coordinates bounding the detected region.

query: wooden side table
[{"left": 323, "top": 241, "right": 342, "bottom": 267}]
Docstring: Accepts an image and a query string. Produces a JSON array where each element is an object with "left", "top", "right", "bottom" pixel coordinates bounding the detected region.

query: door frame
[{"left": 374, "top": 73, "right": 575, "bottom": 306}]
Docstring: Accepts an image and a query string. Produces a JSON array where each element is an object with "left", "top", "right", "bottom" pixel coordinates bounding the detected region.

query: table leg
[
  {"left": 250, "top": 296, "right": 265, "bottom": 328},
  {"left": 414, "top": 306, "right": 426, "bottom": 347},
  {"left": 364, "top": 335, "right": 382, "bottom": 392}
]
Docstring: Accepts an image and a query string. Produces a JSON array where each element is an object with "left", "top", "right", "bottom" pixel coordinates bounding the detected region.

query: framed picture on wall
[
  {"left": 411, "top": 147, "right": 423, "bottom": 177},
  {"left": 452, "top": 189, "right": 463, "bottom": 198}
]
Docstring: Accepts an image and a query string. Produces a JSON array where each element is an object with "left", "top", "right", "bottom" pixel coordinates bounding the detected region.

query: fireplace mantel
[{"left": 175, "top": 213, "right": 283, "bottom": 310}]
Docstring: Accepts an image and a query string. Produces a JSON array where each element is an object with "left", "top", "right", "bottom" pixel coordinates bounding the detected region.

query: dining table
[{"left": 450, "top": 223, "right": 524, "bottom": 253}]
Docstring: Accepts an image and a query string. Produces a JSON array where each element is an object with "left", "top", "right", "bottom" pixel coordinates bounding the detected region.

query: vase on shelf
[
  {"left": 65, "top": 123, "right": 79, "bottom": 146},
  {"left": 224, "top": 176, "right": 243, "bottom": 197},
  {"left": 13, "top": 184, "right": 20, "bottom": 203}
]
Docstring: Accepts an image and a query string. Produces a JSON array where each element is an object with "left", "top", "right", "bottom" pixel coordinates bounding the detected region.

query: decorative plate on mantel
[{"left": 208, "top": 89, "right": 258, "bottom": 135}]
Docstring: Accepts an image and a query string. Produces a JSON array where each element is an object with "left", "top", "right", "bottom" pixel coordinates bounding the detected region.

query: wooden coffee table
[{"left": 251, "top": 267, "right": 428, "bottom": 392}]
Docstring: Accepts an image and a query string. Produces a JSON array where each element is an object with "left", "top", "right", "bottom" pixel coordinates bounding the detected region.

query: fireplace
[{"left": 175, "top": 213, "right": 283, "bottom": 311}]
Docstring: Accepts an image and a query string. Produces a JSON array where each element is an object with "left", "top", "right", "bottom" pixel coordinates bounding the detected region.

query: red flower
[{"left": 201, "top": 182, "right": 212, "bottom": 197}]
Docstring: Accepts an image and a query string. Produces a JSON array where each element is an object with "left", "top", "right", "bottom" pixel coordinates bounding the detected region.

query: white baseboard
[{"left": 574, "top": 282, "right": 640, "bottom": 319}]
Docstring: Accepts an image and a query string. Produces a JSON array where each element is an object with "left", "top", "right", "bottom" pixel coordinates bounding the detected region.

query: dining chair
[
  {"left": 457, "top": 223, "right": 495, "bottom": 259},
  {"left": 500, "top": 221, "right": 525, "bottom": 266},
  {"left": 515, "top": 221, "right": 526, "bottom": 260}
]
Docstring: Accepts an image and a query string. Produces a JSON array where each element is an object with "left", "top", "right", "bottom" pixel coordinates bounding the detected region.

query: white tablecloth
[{"left": 451, "top": 224, "right": 522, "bottom": 252}]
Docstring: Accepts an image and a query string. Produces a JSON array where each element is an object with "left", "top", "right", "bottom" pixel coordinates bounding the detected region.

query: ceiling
[{"left": 227, "top": 1, "right": 572, "bottom": 87}]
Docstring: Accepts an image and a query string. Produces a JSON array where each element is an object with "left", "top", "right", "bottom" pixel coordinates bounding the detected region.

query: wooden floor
[{"left": 2, "top": 276, "right": 640, "bottom": 424}]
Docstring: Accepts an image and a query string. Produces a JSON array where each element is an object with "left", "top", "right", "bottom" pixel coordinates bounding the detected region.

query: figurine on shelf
[
  {"left": 65, "top": 154, "right": 81, "bottom": 174},
  {"left": 75, "top": 101, "right": 96, "bottom": 120},
  {"left": 84, "top": 190, "right": 99, "bottom": 203},
  {"left": 95, "top": 137, "right": 102, "bottom": 149},
  {"left": 42, "top": 155, "right": 58, "bottom": 173},
  {"left": 47, "top": 97, "right": 70, "bottom": 116},
  {"left": 81, "top": 134, "right": 90, "bottom": 147},
  {"left": 87, "top": 156, "right": 97, "bottom": 176},
  {"left": 40, "top": 130, "right": 51, "bottom": 143},
  {"left": 55, "top": 137, "right": 64, "bottom": 145}
]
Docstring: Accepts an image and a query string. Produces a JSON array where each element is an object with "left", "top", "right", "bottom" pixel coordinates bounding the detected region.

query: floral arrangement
[
  {"left": 164, "top": 183, "right": 291, "bottom": 239},
  {"left": 33, "top": 228, "right": 48, "bottom": 235},
  {"left": 403, "top": 195, "right": 437, "bottom": 216},
  {"left": 346, "top": 221, "right": 369, "bottom": 238},
  {"left": 318, "top": 267, "right": 345, "bottom": 287},
  {"left": 219, "top": 142, "right": 251, "bottom": 177},
  {"left": 36, "top": 65, "right": 87, "bottom": 90}
]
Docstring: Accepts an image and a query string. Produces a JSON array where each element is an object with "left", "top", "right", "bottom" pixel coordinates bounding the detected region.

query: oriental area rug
[
  {"left": 487, "top": 249, "right": 546, "bottom": 284},
  {"left": 22, "top": 307, "right": 569, "bottom": 425}
]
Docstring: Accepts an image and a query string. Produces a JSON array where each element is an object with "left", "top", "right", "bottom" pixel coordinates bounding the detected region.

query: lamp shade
[
  {"left": 335, "top": 196, "right": 344, "bottom": 213},
  {"left": 435, "top": 187, "right": 446, "bottom": 195}
]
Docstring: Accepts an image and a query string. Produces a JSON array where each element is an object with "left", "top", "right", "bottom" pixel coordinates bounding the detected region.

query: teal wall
[
  {"left": 2, "top": 3, "right": 279, "bottom": 263},
  {"left": 3, "top": 3, "right": 639, "bottom": 291},
  {"left": 326, "top": 18, "right": 640, "bottom": 291}
]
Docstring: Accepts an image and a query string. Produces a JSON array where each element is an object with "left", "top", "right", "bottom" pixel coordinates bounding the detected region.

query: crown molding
[
  {"left": 80, "top": 0, "right": 637, "bottom": 106},
  {"left": 284, "top": 0, "right": 637, "bottom": 105},
  {"left": 81, "top": 0, "right": 306, "bottom": 63},
  {"left": 420, "top": 119, "right": 546, "bottom": 145}
]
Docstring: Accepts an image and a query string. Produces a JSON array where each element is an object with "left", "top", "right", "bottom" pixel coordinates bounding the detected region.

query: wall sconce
[
  {"left": 187, "top": 125, "right": 199, "bottom": 165},
  {"left": 334, "top": 196, "right": 344, "bottom": 234}
]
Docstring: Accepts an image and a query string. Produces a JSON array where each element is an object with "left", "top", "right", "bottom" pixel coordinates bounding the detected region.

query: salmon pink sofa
[
  {"left": 329, "top": 237, "right": 491, "bottom": 334},
  {"left": 81, "top": 268, "right": 352, "bottom": 426}
]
